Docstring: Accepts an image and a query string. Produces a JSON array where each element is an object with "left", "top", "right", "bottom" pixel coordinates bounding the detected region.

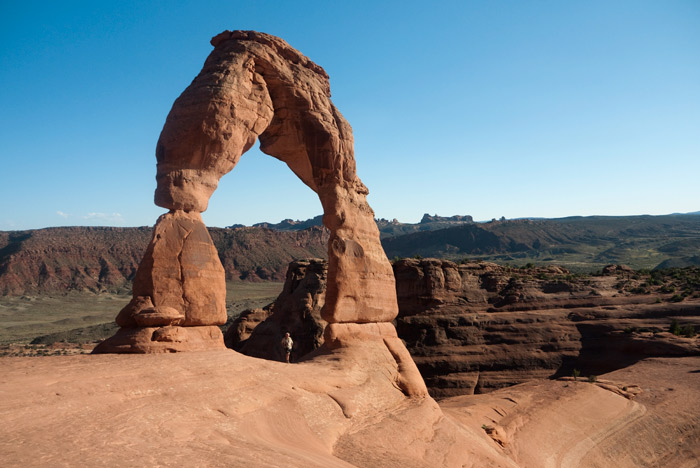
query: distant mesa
[
  {"left": 251, "top": 214, "right": 324, "bottom": 231},
  {"left": 420, "top": 213, "right": 473, "bottom": 224}
]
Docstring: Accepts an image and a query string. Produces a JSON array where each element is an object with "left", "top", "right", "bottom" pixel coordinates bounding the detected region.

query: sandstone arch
[{"left": 94, "top": 31, "right": 426, "bottom": 396}]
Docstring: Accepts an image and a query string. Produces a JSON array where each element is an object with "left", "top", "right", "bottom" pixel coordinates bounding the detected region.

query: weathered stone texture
[{"left": 97, "top": 31, "right": 425, "bottom": 397}]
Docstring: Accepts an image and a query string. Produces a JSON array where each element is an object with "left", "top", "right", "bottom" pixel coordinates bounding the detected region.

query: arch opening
[{"left": 202, "top": 140, "right": 321, "bottom": 229}]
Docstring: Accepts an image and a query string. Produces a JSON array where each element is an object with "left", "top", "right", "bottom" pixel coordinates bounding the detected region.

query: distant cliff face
[
  {"left": 382, "top": 214, "right": 700, "bottom": 270},
  {"left": 0, "top": 226, "right": 328, "bottom": 295},
  {"left": 0, "top": 227, "right": 149, "bottom": 295},
  {"left": 226, "top": 257, "right": 700, "bottom": 397},
  {"left": 419, "top": 213, "right": 473, "bottom": 224},
  {"left": 4, "top": 212, "right": 700, "bottom": 295},
  {"left": 209, "top": 226, "right": 328, "bottom": 282}
]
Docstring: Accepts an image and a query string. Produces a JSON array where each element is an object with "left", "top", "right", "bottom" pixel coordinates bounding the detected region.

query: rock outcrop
[
  {"left": 228, "top": 257, "right": 700, "bottom": 397},
  {"left": 420, "top": 213, "right": 473, "bottom": 224},
  {"left": 224, "top": 258, "right": 327, "bottom": 360},
  {"left": 393, "top": 258, "right": 700, "bottom": 397},
  {"left": 94, "top": 30, "right": 427, "bottom": 395}
]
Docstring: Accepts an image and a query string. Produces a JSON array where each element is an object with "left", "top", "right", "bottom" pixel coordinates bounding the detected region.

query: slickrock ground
[
  {"left": 0, "top": 346, "right": 487, "bottom": 467},
  {"left": 1, "top": 351, "right": 699, "bottom": 467},
  {"left": 442, "top": 356, "right": 700, "bottom": 467}
]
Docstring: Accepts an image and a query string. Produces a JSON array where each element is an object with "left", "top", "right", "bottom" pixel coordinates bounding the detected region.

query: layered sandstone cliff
[
  {"left": 0, "top": 226, "right": 327, "bottom": 295},
  {"left": 393, "top": 258, "right": 700, "bottom": 397},
  {"left": 228, "top": 258, "right": 700, "bottom": 397}
]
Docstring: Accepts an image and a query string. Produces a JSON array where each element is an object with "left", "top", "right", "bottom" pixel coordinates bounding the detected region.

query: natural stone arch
[{"left": 94, "top": 31, "right": 426, "bottom": 396}]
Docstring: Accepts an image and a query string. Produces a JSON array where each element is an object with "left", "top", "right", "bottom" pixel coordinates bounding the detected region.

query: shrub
[
  {"left": 572, "top": 369, "right": 580, "bottom": 381},
  {"left": 588, "top": 375, "right": 597, "bottom": 383},
  {"left": 681, "top": 325, "right": 696, "bottom": 338},
  {"left": 670, "top": 319, "right": 682, "bottom": 335}
]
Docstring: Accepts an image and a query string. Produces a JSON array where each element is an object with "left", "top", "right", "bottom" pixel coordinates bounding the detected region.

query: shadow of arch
[{"left": 552, "top": 322, "right": 698, "bottom": 379}]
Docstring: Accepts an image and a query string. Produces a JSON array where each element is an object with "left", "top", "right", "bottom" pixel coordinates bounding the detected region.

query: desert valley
[{"left": 2, "top": 24, "right": 699, "bottom": 468}]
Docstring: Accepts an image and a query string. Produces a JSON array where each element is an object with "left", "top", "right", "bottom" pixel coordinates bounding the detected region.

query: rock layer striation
[{"left": 228, "top": 257, "right": 700, "bottom": 397}]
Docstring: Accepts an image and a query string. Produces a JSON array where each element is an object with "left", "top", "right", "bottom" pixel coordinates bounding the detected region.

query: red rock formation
[
  {"left": 228, "top": 257, "right": 700, "bottom": 397},
  {"left": 95, "top": 30, "right": 427, "bottom": 395},
  {"left": 225, "top": 258, "right": 327, "bottom": 360},
  {"left": 0, "top": 226, "right": 327, "bottom": 295},
  {"left": 394, "top": 258, "right": 700, "bottom": 397}
]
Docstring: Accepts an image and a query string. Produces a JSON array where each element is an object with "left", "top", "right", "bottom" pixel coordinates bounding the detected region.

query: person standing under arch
[{"left": 281, "top": 332, "right": 293, "bottom": 363}]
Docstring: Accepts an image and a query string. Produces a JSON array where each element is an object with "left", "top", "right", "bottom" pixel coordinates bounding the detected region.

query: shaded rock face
[
  {"left": 96, "top": 30, "right": 427, "bottom": 395},
  {"left": 395, "top": 259, "right": 700, "bottom": 397},
  {"left": 232, "top": 257, "right": 700, "bottom": 398},
  {"left": 224, "top": 259, "right": 327, "bottom": 361}
]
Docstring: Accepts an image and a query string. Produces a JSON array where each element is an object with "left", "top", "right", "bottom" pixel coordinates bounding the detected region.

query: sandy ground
[{"left": 1, "top": 347, "right": 699, "bottom": 467}]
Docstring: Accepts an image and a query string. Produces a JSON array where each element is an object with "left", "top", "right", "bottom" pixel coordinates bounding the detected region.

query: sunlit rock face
[{"left": 94, "top": 31, "right": 427, "bottom": 395}]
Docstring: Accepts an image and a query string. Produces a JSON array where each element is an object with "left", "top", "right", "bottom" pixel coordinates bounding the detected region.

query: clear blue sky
[{"left": 1, "top": 1, "right": 699, "bottom": 230}]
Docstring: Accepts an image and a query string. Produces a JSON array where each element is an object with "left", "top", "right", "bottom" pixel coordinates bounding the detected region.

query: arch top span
[{"left": 94, "top": 30, "right": 428, "bottom": 395}]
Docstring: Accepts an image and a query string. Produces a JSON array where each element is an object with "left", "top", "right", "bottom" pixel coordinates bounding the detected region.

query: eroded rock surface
[
  {"left": 394, "top": 258, "right": 700, "bottom": 397},
  {"left": 3, "top": 351, "right": 699, "bottom": 467},
  {"left": 95, "top": 31, "right": 426, "bottom": 395},
  {"left": 228, "top": 257, "right": 700, "bottom": 397},
  {"left": 225, "top": 258, "right": 327, "bottom": 360}
]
